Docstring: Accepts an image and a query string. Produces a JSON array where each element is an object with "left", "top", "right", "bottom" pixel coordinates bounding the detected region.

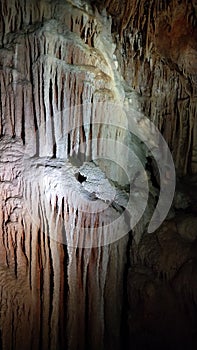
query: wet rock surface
[
  {"left": 95, "top": 0, "right": 197, "bottom": 174},
  {"left": 0, "top": 0, "right": 197, "bottom": 349}
]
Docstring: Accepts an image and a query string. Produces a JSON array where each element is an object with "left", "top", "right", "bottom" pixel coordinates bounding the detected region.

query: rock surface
[
  {"left": 0, "top": 1, "right": 131, "bottom": 349},
  {"left": 0, "top": 0, "right": 197, "bottom": 349},
  {"left": 95, "top": 0, "right": 197, "bottom": 174},
  {"left": 128, "top": 177, "right": 197, "bottom": 349}
]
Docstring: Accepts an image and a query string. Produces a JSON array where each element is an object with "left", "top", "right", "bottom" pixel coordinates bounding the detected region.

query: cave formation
[{"left": 0, "top": 0, "right": 197, "bottom": 349}]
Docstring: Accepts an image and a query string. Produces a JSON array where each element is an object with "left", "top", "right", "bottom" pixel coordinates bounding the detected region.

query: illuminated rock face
[
  {"left": 0, "top": 1, "right": 197, "bottom": 350},
  {"left": 0, "top": 139, "right": 129, "bottom": 350},
  {"left": 0, "top": 1, "right": 130, "bottom": 349},
  {"left": 95, "top": 0, "right": 197, "bottom": 174}
]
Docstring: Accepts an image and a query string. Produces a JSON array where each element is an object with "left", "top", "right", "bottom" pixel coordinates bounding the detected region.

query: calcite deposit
[{"left": 0, "top": 0, "right": 197, "bottom": 349}]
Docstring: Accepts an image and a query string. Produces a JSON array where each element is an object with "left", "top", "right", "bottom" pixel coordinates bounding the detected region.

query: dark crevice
[
  {"left": 67, "top": 133, "right": 71, "bottom": 155},
  {"left": 13, "top": 234, "right": 17, "bottom": 278},
  {"left": 145, "top": 156, "right": 160, "bottom": 190},
  {"left": 62, "top": 244, "right": 69, "bottom": 349},
  {"left": 85, "top": 262, "right": 90, "bottom": 350},
  {"left": 21, "top": 91, "right": 25, "bottom": 145},
  {"left": 37, "top": 227, "right": 43, "bottom": 350},
  {"left": 42, "top": 64, "right": 46, "bottom": 124},
  {"left": 48, "top": 234, "right": 54, "bottom": 350},
  {"left": 49, "top": 79, "right": 53, "bottom": 117},
  {"left": 49, "top": 78, "right": 56, "bottom": 158},
  {"left": 120, "top": 232, "right": 132, "bottom": 350},
  {"left": 52, "top": 142, "right": 56, "bottom": 158},
  {"left": 28, "top": 34, "right": 39, "bottom": 155},
  {"left": 75, "top": 172, "right": 87, "bottom": 183},
  {"left": 0, "top": 330, "right": 2, "bottom": 350},
  {"left": 29, "top": 223, "right": 32, "bottom": 290}
]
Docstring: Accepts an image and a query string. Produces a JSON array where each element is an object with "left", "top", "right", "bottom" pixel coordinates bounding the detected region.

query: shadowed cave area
[{"left": 0, "top": 0, "right": 197, "bottom": 349}]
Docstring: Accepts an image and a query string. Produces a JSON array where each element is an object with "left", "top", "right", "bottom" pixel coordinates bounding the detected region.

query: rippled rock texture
[
  {"left": 0, "top": 0, "right": 197, "bottom": 350},
  {"left": 0, "top": 1, "right": 131, "bottom": 349},
  {"left": 0, "top": 137, "right": 129, "bottom": 350},
  {"left": 95, "top": 0, "right": 197, "bottom": 174}
]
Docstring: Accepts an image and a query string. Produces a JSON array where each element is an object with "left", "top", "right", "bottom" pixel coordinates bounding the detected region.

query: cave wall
[
  {"left": 0, "top": 0, "right": 124, "bottom": 158},
  {"left": 94, "top": 0, "right": 197, "bottom": 174},
  {"left": 0, "top": 1, "right": 130, "bottom": 349},
  {"left": 0, "top": 0, "right": 197, "bottom": 174},
  {"left": 0, "top": 1, "right": 197, "bottom": 350}
]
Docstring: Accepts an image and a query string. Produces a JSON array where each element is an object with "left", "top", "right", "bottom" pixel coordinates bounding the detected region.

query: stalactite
[
  {"left": 0, "top": 1, "right": 197, "bottom": 349},
  {"left": 105, "top": 0, "right": 197, "bottom": 174},
  {"left": 0, "top": 135, "right": 130, "bottom": 349}
]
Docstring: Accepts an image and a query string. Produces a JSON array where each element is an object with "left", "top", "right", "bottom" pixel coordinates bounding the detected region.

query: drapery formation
[{"left": 0, "top": 1, "right": 197, "bottom": 349}]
